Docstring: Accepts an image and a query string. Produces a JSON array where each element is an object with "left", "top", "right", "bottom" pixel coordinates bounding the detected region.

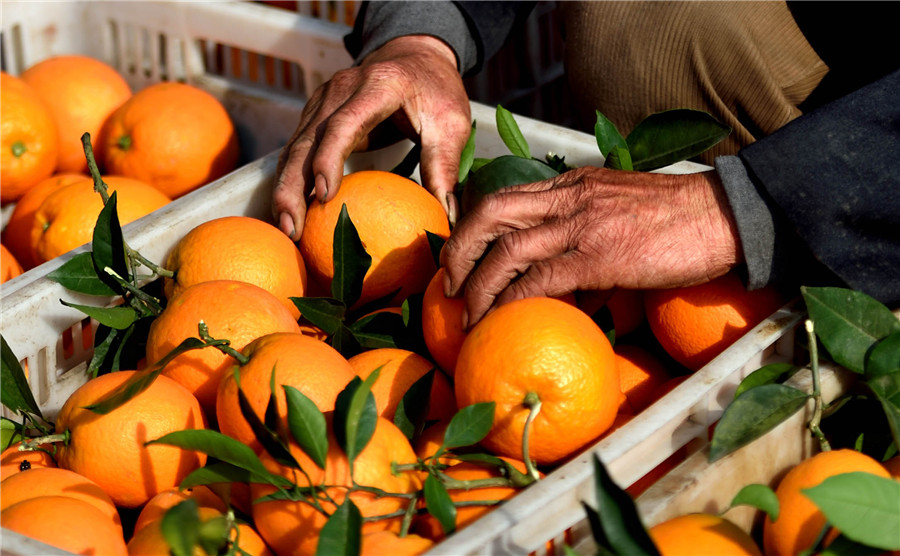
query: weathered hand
[
  {"left": 440, "top": 166, "right": 743, "bottom": 328},
  {"left": 271, "top": 35, "right": 472, "bottom": 240}
]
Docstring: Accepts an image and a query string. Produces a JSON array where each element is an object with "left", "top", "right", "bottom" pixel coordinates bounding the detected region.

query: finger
[
  {"left": 309, "top": 83, "right": 406, "bottom": 205},
  {"left": 417, "top": 109, "right": 472, "bottom": 226},
  {"left": 461, "top": 217, "right": 575, "bottom": 327},
  {"left": 493, "top": 253, "right": 594, "bottom": 309},
  {"left": 440, "top": 186, "right": 575, "bottom": 297}
]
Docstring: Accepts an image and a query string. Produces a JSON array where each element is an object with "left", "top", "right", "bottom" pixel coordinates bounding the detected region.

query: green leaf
[
  {"left": 594, "top": 110, "right": 628, "bottom": 160},
  {"left": 802, "top": 472, "right": 900, "bottom": 550},
  {"left": 1, "top": 418, "right": 23, "bottom": 451},
  {"left": 292, "top": 297, "right": 346, "bottom": 336},
  {"left": 729, "top": 484, "right": 780, "bottom": 521},
  {"left": 815, "top": 534, "right": 885, "bottom": 556},
  {"left": 84, "top": 337, "right": 207, "bottom": 414},
  {"left": 442, "top": 402, "right": 495, "bottom": 450},
  {"left": 626, "top": 109, "right": 731, "bottom": 172},
  {"left": 866, "top": 330, "right": 900, "bottom": 378},
  {"left": 334, "top": 373, "right": 379, "bottom": 469},
  {"left": 348, "top": 311, "right": 407, "bottom": 351},
  {"left": 867, "top": 372, "right": 900, "bottom": 450},
  {"left": 461, "top": 155, "right": 558, "bottom": 214},
  {"left": 91, "top": 191, "right": 131, "bottom": 295},
  {"left": 424, "top": 473, "right": 457, "bottom": 535},
  {"left": 315, "top": 498, "right": 362, "bottom": 556},
  {"left": 734, "top": 363, "right": 801, "bottom": 399},
  {"left": 197, "top": 514, "right": 230, "bottom": 556},
  {"left": 709, "top": 384, "right": 809, "bottom": 462},
  {"left": 391, "top": 143, "right": 421, "bottom": 179},
  {"left": 496, "top": 105, "right": 530, "bottom": 159},
  {"left": 393, "top": 368, "right": 435, "bottom": 441},
  {"left": 604, "top": 145, "right": 634, "bottom": 171},
  {"left": 284, "top": 385, "right": 329, "bottom": 470},
  {"left": 589, "top": 454, "right": 661, "bottom": 556},
  {"left": 426, "top": 230, "right": 445, "bottom": 269},
  {"left": 161, "top": 499, "right": 200, "bottom": 556},
  {"left": 0, "top": 336, "right": 42, "bottom": 418},
  {"left": 46, "top": 253, "right": 117, "bottom": 296},
  {"left": 179, "top": 461, "right": 257, "bottom": 489},
  {"left": 332, "top": 203, "right": 371, "bottom": 307},
  {"left": 59, "top": 300, "right": 136, "bottom": 330},
  {"left": 237, "top": 381, "right": 300, "bottom": 470},
  {"left": 802, "top": 286, "right": 900, "bottom": 374},
  {"left": 458, "top": 121, "right": 477, "bottom": 183},
  {"left": 331, "top": 324, "right": 363, "bottom": 359}
]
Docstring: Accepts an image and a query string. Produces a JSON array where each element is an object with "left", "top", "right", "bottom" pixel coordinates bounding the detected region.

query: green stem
[
  {"left": 805, "top": 319, "right": 831, "bottom": 452},
  {"left": 198, "top": 322, "right": 250, "bottom": 365},
  {"left": 20, "top": 431, "right": 68, "bottom": 450},
  {"left": 399, "top": 495, "right": 419, "bottom": 536},
  {"left": 11, "top": 141, "right": 26, "bottom": 158},
  {"left": 522, "top": 391, "right": 541, "bottom": 481}
]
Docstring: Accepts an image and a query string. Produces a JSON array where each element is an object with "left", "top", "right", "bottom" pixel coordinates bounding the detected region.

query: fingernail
[
  {"left": 445, "top": 193, "right": 458, "bottom": 227},
  {"left": 315, "top": 173, "right": 328, "bottom": 201},
  {"left": 443, "top": 268, "right": 453, "bottom": 297},
  {"left": 278, "top": 212, "right": 296, "bottom": 240}
]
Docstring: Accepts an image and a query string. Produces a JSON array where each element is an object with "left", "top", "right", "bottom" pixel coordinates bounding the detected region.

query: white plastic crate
[{"left": 0, "top": 2, "right": 811, "bottom": 556}]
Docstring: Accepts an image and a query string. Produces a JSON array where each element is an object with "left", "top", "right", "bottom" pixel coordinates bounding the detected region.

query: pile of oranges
[
  {"left": 0, "top": 161, "right": 796, "bottom": 555},
  {"left": 1, "top": 54, "right": 240, "bottom": 278}
]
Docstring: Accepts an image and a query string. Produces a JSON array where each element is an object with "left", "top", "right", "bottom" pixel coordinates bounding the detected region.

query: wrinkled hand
[
  {"left": 440, "top": 167, "right": 743, "bottom": 328},
  {"left": 271, "top": 35, "right": 472, "bottom": 241}
]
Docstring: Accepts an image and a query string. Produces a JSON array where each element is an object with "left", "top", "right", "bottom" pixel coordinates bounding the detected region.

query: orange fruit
[
  {"left": 348, "top": 347, "right": 457, "bottom": 422},
  {"left": 132, "top": 485, "right": 228, "bottom": 533},
  {"left": 885, "top": 454, "right": 900, "bottom": 479},
  {"left": 31, "top": 175, "right": 171, "bottom": 264},
  {"left": 1, "top": 495, "right": 128, "bottom": 556},
  {"left": 421, "top": 268, "right": 467, "bottom": 375},
  {"left": 54, "top": 370, "right": 208, "bottom": 508},
  {"left": 454, "top": 297, "right": 621, "bottom": 465},
  {"left": 145, "top": 279, "right": 303, "bottom": 416},
  {"left": 0, "top": 72, "right": 59, "bottom": 204},
  {"left": 128, "top": 505, "right": 273, "bottom": 556},
  {"left": 414, "top": 420, "right": 459, "bottom": 469},
  {"left": 164, "top": 215, "right": 308, "bottom": 319},
  {"left": 101, "top": 81, "right": 239, "bottom": 198},
  {"left": 300, "top": 170, "right": 450, "bottom": 309},
  {"left": 763, "top": 448, "right": 891, "bottom": 556},
  {"left": 1, "top": 243, "right": 24, "bottom": 283},
  {"left": 251, "top": 413, "right": 422, "bottom": 556},
  {"left": 216, "top": 332, "right": 356, "bottom": 453},
  {"left": 361, "top": 530, "right": 434, "bottom": 556},
  {"left": 649, "top": 513, "right": 762, "bottom": 555},
  {"left": 614, "top": 344, "right": 673, "bottom": 413},
  {"left": 644, "top": 271, "right": 785, "bottom": 371},
  {"left": 412, "top": 458, "right": 530, "bottom": 542},
  {"left": 0, "top": 466, "right": 122, "bottom": 532},
  {"left": 20, "top": 55, "right": 132, "bottom": 173},
  {"left": 2, "top": 172, "right": 87, "bottom": 269},
  {"left": 577, "top": 288, "right": 646, "bottom": 338},
  {"left": 0, "top": 441, "right": 57, "bottom": 481}
]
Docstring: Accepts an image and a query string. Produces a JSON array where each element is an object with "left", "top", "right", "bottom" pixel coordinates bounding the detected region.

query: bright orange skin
[
  {"left": 132, "top": 485, "right": 228, "bottom": 533},
  {"left": 763, "top": 449, "right": 891, "bottom": 556},
  {"left": 216, "top": 332, "right": 356, "bottom": 453},
  {"left": 614, "top": 343, "right": 673, "bottom": 413},
  {"left": 101, "top": 81, "right": 239, "bottom": 198},
  {"left": 31, "top": 175, "right": 170, "bottom": 264},
  {"left": 2, "top": 172, "right": 87, "bottom": 269},
  {"left": 145, "top": 280, "right": 302, "bottom": 417},
  {"left": 128, "top": 506, "right": 274, "bottom": 556},
  {"left": 454, "top": 297, "right": 621, "bottom": 465},
  {"left": 361, "top": 530, "right": 434, "bottom": 556},
  {"left": 54, "top": 371, "right": 208, "bottom": 508},
  {"left": 0, "top": 72, "right": 59, "bottom": 204},
  {"left": 649, "top": 513, "right": 762, "bottom": 556},
  {"left": 0, "top": 466, "right": 121, "bottom": 533},
  {"left": 1, "top": 495, "right": 128, "bottom": 556},
  {"left": 164, "top": 216, "right": 308, "bottom": 319},
  {"left": 413, "top": 459, "right": 531, "bottom": 542},
  {"left": 644, "top": 271, "right": 785, "bottom": 371},
  {"left": 0, "top": 441, "right": 57, "bottom": 481},
  {"left": 300, "top": 170, "right": 450, "bottom": 309},
  {"left": 348, "top": 347, "right": 457, "bottom": 422},
  {"left": 20, "top": 55, "right": 132, "bottom": 173},
  {"left": 1, "top": 244, "right": 24, "bottom": 283},
  {"left": 251, "top": 415, "right": 422, "bottom": 556},
  {"left": 421, "top": 268, "right": 467, "bottom": 376}
]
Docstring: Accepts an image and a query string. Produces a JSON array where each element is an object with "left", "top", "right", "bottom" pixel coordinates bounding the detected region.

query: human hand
[
  {"left": 271, "top": 35, "right": 472, "bottom": 241},
  {"left": 440, "top": 167, "right": 744, "bottom": 328}
]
